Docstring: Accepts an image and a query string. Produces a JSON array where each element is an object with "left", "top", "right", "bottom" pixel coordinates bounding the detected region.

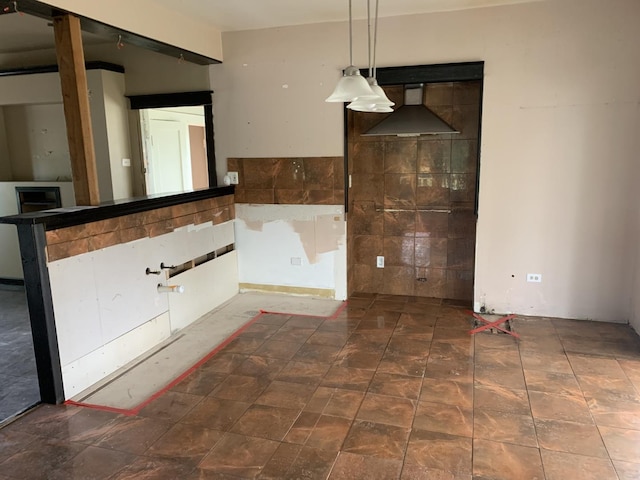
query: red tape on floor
[{"left": 65, "top": 300, "right": 347, "bottom": 416}]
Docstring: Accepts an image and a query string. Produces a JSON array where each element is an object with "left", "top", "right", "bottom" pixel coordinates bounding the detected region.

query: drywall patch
[{"left": 291, "top": 213, "right": 345, "bottom": 264}]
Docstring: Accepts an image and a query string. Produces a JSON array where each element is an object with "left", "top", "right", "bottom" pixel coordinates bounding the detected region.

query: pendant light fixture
[
  {"left": 325, "top": 0, "right": 377, "bottom": 103},
  {"left": 347, "top": 0, "right": 394, "bottom": 113}
]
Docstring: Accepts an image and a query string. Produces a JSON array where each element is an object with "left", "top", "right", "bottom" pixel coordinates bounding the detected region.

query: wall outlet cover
[{"left": 227, "top": 172, "right": 239, "bottom": 185}]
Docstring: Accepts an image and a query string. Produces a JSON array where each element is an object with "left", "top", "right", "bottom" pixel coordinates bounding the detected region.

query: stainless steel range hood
[{"left": 362, "top": 84, "right": 459, "bottom": 137}]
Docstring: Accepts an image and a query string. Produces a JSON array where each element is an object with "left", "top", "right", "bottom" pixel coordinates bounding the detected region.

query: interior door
[{"left": 148, "top": 119, "right": 185, "bottom": 195}]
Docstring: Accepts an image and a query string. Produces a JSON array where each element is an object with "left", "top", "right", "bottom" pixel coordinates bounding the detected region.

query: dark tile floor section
[
  {"left": 2, "top": 293, "right": 640, "bottom": 478},
  {"left": 0, "top": 286, "right": 40, "bottom": 425}
]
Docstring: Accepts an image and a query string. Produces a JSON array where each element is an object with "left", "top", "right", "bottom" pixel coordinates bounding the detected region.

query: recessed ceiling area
[{"left": 150, "top": 0, "right": 546, "bottom": 32}]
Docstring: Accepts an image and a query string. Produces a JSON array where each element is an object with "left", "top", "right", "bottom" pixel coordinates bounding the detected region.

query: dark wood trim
[
  {"left": 343, "top": 107, "right": 349, "bottom": 213},
  {"left": 204, "top": 104, "right": 218, "bottom": 187},
  {"left": 0, "top": 278, "right": 25, "bottom": 286},
  {"left": 16, "top": 223, "right": 64, "bottom": 404},
  {"left": 0, "top": 61, "right": 125, "bottom": 78},
  {"left": 127, "top": 91, "right": 213, "bottom": 110},
  {"left": 0, "top": 186, "right": 235, "bottom": 230},
  {"left": 0, "top": 0, "right": 221, "bottom": 65},
  {"left": 359, "top": 61, "right": 484, "bottom": 85}
]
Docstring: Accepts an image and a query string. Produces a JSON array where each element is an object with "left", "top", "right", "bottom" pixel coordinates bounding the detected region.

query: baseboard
[{"left": 239, "top": 283, "right": 335, "bottom": 299}]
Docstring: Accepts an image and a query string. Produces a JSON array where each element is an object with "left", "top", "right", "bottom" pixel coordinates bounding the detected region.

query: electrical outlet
[
  {"left": 122, "top": 158, "right": 131, "bottom": 167},
  {"left": 376, "top": 256, "right": 384, "bottom": 268},
  {"left": 527, "top": 273, "right": 542, "bottom": 283},
  {"left": 227, "top": 171, "right": 239, "bottom": 185}
]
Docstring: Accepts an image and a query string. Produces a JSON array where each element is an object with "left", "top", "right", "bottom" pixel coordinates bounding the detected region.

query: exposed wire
[
  {"left": 178, "top": 54, "right": 185, "bottom": 64},
  {"left": 116, "top": 34, "right": 124, "bottom": 49}
]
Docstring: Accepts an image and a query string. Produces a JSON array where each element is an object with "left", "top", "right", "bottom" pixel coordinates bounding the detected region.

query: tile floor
[
  {"left": 2, "top": 293, "right": 640, "bottom": 479},
  {"left": 0, "top": 286, "right": 40, "bottom": 425}
]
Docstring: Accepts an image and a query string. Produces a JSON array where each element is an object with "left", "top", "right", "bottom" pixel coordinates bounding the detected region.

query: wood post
[{"left": 53, "top": 14, "right": 100, "bottom": 206}]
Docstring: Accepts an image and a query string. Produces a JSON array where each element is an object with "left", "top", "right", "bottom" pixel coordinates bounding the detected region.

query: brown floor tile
[
  {"left": 0, "top": 430, "right": 39, "bottom": 464},
  {"left": 334, "top": 348, "right": 384, "bottom": 370},
  {"left": 329, "top": 452, "right": 402, "bottom": 479},
  {"left": 528, "top": 390, "right": 593, "bottom": 423},
  {"left": 613, "top": 460, "right": 640, "bottom": 480},
  {"left": 304, "top": 387, "right": 365, "bottom": 418},
  {"left": 368, "top": 372, "right": 422, "bottom": 399},
  {"left": 473, "top": 409, "right": 537, "bottom": 447},
  {"left": 321, "top": 366, "right": 375, "bottom": 391},
  {"left": 254, "top": 380, "right": 316, "bottom": 410},
  {"left": 284, "top": 411, "right": 320, "bottom": 445},
  {"left": 587, "top": 397, "right": 640, "bottom": 429},
  {"left": 377, "top": 352, "right": 428, "bottom": 377},
  {"left": 109, "top": 456, "right": 195, "bottom": 479},
  {"left": 567, "top": 354, "right": 627, "bottom": 378},
  {"left": 405, "top": 429, "right": 472, "bottom": 474},
  {"left": 385, "top": 335, "right": 432, "bottom": 357},
  {"left": 241, "top": 323, "right": 280, "bottom": 338},
  {"left": 306, "top": 330, "right": 350, "bottom": 347},
  {"left": 45, "top": 445, "right": 135, "bottom": 480},
  {"left": 5, "top": 404, "right": 85, "bottom": 440},
  {"left": 221, "top": 336, "right": 265, "bottom": 355},
  {"left": 356, "top": 393, "right": 416, "bottom": 428},
  {"left": 599, "top": 426, "right": 640, "bottom": 463},
  {"left": 209, "top": 374, "right": 270, "bottom": 402},
  {"left": 400, "top": 463, "right": 471, "bottom": 479},
  {"left": 520, "top": 351, "right": 573, "bottom": 374},
  {"left": 577, "top": 374, "right": 640, "bottom": 403},
  {"left": 256, "top": 313, "right": 292, "bottom": 326},
  {"left": 305, "top": 415, "right": 352, "bottom": 451},
  {"left": 523, "top": 369, "right": 582, "bottom": 396},
  {"left": 0, "top": 438, "right": 87, "bottom": 479},
  {"left": 473, "top": 385, "right": 531, "bottom": 415},
  {"left": 170, "top": 369, "right": 227, "bottom": 396},
  {"left": 283, "top": 446, "right": 338, "bottom": 479},
  {"left": 284, "top": 315, "right": 326, "bottom": 329},
  {"left": 259, "top": 442, "right": 302, "bottom": 479},
  {"left": 231, "top": 404, "right": 300, "bottom": 441},
  {"left": 420, "top": 378, "right": 473, "bottom": 408},
  {"left": 137, "top": 390, "right": 202, "bottom": 423},
  {"left": 275, "top": 360, "right": 331, "bottom": 385},
  {"left": 146, "top": 423, "right": 223, "bottom": 461},
  {"left": 253, "top": 339, "right": 302, "bottom": 360},
  {"left": 474, "top": 347, "right": 522, "bottom": 368},
  {"left": 199, "top": 432, "right": 279, "bottom": 477},
  {"left": 474, "top": 364, "right": 526, "bottom": 390},
  {"left": 534, "top": 418, "right": 608, "bottom": 458},
  {"left": 270, "top": 327, "right": 316, "bottom": 345},
  {"left": 541, "top": 449, "right": 618, "bottom": 480},
  {"left": 201, "top": 352, "right": 248, "bottom": 374},
  {"left": 413, "top": 401, "right": 473, "bottom": 437},
  {"left": 472, "top": 438, "right": 544, "bottom": 480},
  {"left": 232, "top": 355, "right": 288, "bottom": 379},
  {"left": 293, "top": 343, "right": 343, "bottom": 363},
  {"left": 181, "top": 397, "right": 250, "bottom": 431},
  {"left": 342, "top": 420, "right": 410, "bottom": 460},
  {"left": 93, "top": 416, "right": 171, "bottom": 455}
]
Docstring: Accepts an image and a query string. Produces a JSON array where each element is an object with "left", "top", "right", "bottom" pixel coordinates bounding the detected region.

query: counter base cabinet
[{"left": 48, "top": 219, "right": 238, "bottom": 400}]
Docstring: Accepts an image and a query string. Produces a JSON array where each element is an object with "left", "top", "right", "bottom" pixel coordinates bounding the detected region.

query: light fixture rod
[
  {"left": 348, "top": 0, "right": 353, "bottom": 66},
  {"left": 367, "top": 0, "right": 372, "bottom": 78},
  {"left": 373, "top": 0, "right": 379, "bottom": 78}
]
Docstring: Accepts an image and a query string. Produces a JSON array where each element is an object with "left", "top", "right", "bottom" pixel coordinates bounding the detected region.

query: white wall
[
  {"left": 235, "top": 204, "right": 347, "bottom": 300},
  {"left": 210, "top": 0, "right": 640, "bottom": 322},
  {"left": 3, "top": 103, "right": 72, "bottom": 181},
  {"left": 0, "top": 181, "right": 74, "bottom": 279},
  {"left": 37, "top": 0, "right": 222, "bottom": 61}
]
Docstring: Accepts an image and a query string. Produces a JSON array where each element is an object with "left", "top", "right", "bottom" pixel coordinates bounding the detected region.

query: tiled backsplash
[
  {"left": 227, "top": 157, "right": 344, "bottom": 205},
  {"left": 45, "top": 195, "right": 235, "bottom": 262},
  {"left": 347, "top": 81, "right": 481, "bottom": 301}
]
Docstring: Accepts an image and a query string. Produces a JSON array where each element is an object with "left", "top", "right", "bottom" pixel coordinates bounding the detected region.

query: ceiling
[
  {"left": 152, "top": 0, "right": 544, "bottom": 32},
  {"left": 0, "top": 0, "right": 543, "bottom": 57}
]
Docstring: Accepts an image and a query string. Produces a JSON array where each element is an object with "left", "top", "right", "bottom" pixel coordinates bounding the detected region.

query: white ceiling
[
  {"left": 152, "top": 0, "right": 544, "bottom": 32},
  {"left": 0, "top": 0, "right": 542, "bottom": 55}
]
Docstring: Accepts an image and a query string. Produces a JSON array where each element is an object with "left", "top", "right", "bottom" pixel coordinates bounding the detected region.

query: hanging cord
[
  {"left": 116, "top": 34, "right": 124, "bottom": 50},
  {"left": 367, "top": 0, "right": 372, "bottom": 78},
  {"left": 348, "top": 0, "right": 353, "bottom": 66},
  {"left": 373, "top": 0, "right": 379, "bottom": 78}
]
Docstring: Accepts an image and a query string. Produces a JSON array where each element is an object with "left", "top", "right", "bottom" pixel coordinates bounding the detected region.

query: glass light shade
[
  {"left": 326, "top": 66, "right": 377, "bottom": 102},
  {"left": 347, "top": 77, "right": 394, "bottom": 112},
  {"left": 347, "top": 101, "right": 393, "bottom": 113}
]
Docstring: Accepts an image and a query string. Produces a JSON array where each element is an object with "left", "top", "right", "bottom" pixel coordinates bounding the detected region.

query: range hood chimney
[{"left": 362, "top": 84, "right": 459, "bottom": 137}]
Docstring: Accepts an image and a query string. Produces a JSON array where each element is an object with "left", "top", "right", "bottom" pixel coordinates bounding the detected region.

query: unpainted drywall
[
  {"left": 211, "top": 0, "right": 640, "bottom": 322},
  {"left": 235, "top": 204, "right": 347, "bottom": 300}
]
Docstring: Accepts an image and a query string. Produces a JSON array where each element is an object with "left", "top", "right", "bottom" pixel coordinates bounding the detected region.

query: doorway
[{"left": 346, "top": 64, "right": 483, "bottom": 303}]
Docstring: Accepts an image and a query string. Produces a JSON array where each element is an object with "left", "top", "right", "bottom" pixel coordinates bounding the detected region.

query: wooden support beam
[{"left": 53, "top": 14, "right": 100, "bottom": 206}]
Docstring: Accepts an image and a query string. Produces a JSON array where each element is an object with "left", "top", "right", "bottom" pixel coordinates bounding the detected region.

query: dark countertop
[{"left": 0, "top": 186, "right": 234, "bottom": 230}]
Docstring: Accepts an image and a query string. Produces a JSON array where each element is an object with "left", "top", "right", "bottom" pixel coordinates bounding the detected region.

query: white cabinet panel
[
  {"left": 49, "top": 253, "right": 102, "bottom": 366},
  {"left": 213, "top": 221, "right": 235, "bottom": 251}
]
